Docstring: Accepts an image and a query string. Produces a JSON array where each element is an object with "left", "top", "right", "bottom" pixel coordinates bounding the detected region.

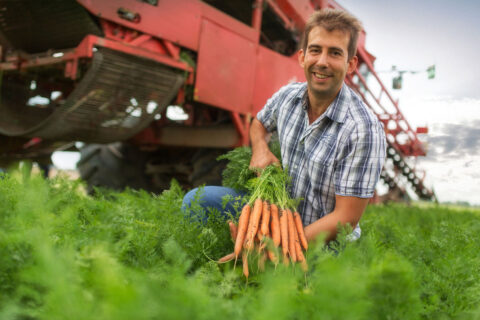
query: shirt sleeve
[
  {"left": 334, "top": 121, "right": 387, "bottom": 198},
  {"left": 256, "top": 84, "right": 292, "bottom": 133}
]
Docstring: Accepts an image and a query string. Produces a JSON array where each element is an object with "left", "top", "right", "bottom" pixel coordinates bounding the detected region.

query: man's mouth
[{"left": 312, "top": 72, "right": 331, "bottom": 80}]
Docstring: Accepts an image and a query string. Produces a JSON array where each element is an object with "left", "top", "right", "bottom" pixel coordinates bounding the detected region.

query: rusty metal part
[
  {"left": 0, "top": 47, "right": 184, "bottom": 143},
  {"left": 155, "top": 125, "right": 239, "bottom": 148}
]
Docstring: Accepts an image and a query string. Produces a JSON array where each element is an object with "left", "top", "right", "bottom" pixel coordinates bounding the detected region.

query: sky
[
  {"left": 52, "top": 0, "right": 480, "bottom": 205},
  {"left": 336, "top": 0, "right": 480, "bottom": 205}
]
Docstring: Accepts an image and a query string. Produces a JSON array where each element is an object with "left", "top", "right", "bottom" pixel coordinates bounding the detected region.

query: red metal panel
[
  {"left": 252, "top": 47, "right": 305, "bottom": 114},
  {"left": 195, "top": 19, "right": 257, "bottom": 114},
  {"left": 200, "top": 3, "right": 259, "bottom": 43},
  {"left": 77, "top": 0, "right": 259, "bottom": 52},
  {"left": 416, "top": 127, "right": 428, "bottom": 134},
  {"left": 77, "top": 0, "right": 202, "bottom": 50}
]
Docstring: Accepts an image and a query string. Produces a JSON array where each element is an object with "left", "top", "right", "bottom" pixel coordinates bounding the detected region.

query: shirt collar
[{"left": 297, "top": 83, "right": 350, "bottom": 124}]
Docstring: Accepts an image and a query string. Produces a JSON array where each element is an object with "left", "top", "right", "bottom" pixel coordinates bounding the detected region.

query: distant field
[{"left": 1, "top": 170, "right": 479, "bottom": 319}]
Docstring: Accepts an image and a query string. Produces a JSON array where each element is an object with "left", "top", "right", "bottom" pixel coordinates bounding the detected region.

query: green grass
[{"left": 1, "top": 170, "right": 480, "bottom": 319}]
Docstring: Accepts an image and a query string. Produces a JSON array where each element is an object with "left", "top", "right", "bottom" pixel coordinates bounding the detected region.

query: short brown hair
[{"left": 301, "top": 9, "right": 363, "bottom": 60}]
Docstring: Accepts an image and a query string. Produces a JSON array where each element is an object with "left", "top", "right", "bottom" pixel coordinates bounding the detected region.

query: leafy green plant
[
  {"left": 217, "top": 146, "right": 254, "bottom": 192},
  {"left": 0, "top": 170, "right": 480, "bottom": 319}
]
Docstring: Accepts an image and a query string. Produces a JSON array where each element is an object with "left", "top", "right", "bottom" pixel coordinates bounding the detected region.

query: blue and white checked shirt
[{"left": 257, "top": 82, "right": 386, "bottom": 232}]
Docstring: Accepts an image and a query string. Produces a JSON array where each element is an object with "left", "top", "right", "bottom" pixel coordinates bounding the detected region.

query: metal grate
[{"left": 0, "top": 48, "right": 184, "bottom": 143}]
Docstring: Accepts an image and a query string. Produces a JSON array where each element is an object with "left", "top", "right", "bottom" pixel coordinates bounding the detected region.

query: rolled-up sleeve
[
  {"left": 334, "top": 121, "right": 386, "bottom": 198},
  {"left": 256, "top": 85, "right": 292, "bottom": 133}
]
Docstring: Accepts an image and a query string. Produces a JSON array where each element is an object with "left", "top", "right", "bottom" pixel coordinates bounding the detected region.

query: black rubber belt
[
  {"left": 0, "top": 0, "right": 102, "bottom": 53},
  {"left": 0, "top": 47, "right": 185, "bottom": 143}
]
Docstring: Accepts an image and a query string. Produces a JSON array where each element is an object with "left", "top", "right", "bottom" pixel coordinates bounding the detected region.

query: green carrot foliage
[
  {"left": 218, "top": 145, "right": 299, "bottom": 210},
  {"left": 1, "top": 169, "right": 480, "bottom": 319}
]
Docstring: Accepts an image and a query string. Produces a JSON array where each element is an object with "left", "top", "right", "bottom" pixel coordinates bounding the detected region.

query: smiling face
[{"left": 299, "top": 26, "right": 358, "bottom": 102}]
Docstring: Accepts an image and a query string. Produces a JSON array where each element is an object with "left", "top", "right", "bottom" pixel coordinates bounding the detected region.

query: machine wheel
[
  {"left": 77, "top": 143, "right": 152, "bottom": 193},
  {"left": 78, "top": 144, "right": 228, "bottom": 193},
  {"left": 189, "top": 149, "right": 227, "bottom": 187}
]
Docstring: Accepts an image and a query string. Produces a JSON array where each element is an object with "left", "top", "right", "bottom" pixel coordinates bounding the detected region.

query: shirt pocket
[{"left": 306, "top": 135, "right": 336, "bottom": 195}]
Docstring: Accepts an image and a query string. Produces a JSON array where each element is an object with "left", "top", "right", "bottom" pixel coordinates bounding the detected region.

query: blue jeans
[{"left": 181, "top": 186, "right": 246, "bottom": 222}]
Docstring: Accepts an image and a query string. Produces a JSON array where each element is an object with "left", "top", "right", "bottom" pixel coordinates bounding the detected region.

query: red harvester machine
[{"left": 0, "top": 0, "right": 436, "bottom": 201}]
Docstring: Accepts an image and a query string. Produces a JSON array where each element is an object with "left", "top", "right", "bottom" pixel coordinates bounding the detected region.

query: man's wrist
[{"left": 251, "top": 139, "right": 269, "bottom": 154}]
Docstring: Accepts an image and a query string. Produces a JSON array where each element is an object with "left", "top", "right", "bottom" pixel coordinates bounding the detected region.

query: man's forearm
[
  {"left": 250, "top": 118, "right": 270, "bottom": 153},
  {"left": 249, "top": 118, "right": 279, "bottom": 169},
  {"left": 304, "top": 195, "right": 369, "bottom": 243},
  {"left": 303, "top": 212, "right": 355, "bottom": 243}
]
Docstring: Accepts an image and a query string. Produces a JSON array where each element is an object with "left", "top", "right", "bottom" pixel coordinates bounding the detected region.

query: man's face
[{"left": 299, "top": 26, "right": 357, "bottom": 100}]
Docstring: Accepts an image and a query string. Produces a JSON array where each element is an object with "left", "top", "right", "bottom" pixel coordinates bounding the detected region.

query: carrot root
[
  {"left": 218, "top": 252, "right": 235, "bottom": 263},
  {"left": 293, "top": 211, "right": 308, "bottom": 250},
  {"left": 244, "top": 198, "right": 263, "bottom": 252},
  {"left": 242, "top": 251, "right": 249, "bottom": 279},
  {"left": 228, "top": 221, "right": 238, "bottom": 242},
  {"left": 270, "top": 203, "right": 281, "bottom": 247},
  {"left": 267, "top": 249, "right": 279, "bottom": 265},
  {"left": 287, "top": 209, "right": 297, "bottom": 262},
  {"left": 234, "top": 204, "right": 251, "bottom": 260},
  {"left": 260, "top": 201, "right": 271, "bottom": 236},
  {"left": 279, "top": 209, "right": 289, "bottom": 263}
]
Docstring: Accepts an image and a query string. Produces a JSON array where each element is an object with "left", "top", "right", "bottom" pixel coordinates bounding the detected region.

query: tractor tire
[
  {"left": 189, "top": 148, "right": 227, "bottom": 187},
  {"left": 77, "top": 143, "right": 151, "bottom": 194}
]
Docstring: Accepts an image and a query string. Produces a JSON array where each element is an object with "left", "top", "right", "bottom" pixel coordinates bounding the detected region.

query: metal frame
[{"left": 0, "top": 0, "right": 436, "bottom": 201}]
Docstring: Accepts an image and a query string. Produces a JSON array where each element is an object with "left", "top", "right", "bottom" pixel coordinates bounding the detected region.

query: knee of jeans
[{"left": 181, "top": 188, "right": 200, "bottom": 212}]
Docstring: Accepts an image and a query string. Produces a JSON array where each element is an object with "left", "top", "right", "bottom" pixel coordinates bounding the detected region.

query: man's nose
[{"left": 316, "top": 51, "right": 329, "bottom": 67}]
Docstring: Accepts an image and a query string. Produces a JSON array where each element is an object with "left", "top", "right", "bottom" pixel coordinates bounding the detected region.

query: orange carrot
[
  {"left": 267, "top": 249, "right": 278, "bottom": 264},
  {"left": 286, "top": 209, "right": 297, "bottom": 262},
  {"left": 228, "top": 220, "right": 238, "bottom": 242},
  {"left": 260, "top": 201, "right": 271, "bottom": 236},
  {"left": 266, "top": 227, "right": 278, "bottom": 265},
  {"left": 294, "top": 236, "right": 306, "bottom": 262},
  {"left": 270, "top": 203, "right": 281, "bottom": 247},
  {"left": 293, "top": 211, "right": 308, "bottom": 251},
  {"left": 293, "top": 224, "right": 304, "bottom": 261},
  {"left": 242, "top": 251, "right": 249, "bottom": 279},
  {"left": 244, "top": 198, "right": 263, "bottom": 252},
  {"left": 256, "top": 228, "right": 263, "bottom": 243},
  {"left": 294, "top": 239, "right": 308, "bottom": 272},
  {"left": 258, "top": 229, "right": 269, "bottom": 254},
  {"left": 279, "top": 209, "right": 289, "bottom": 265},
  {"left": 218, "top": 252, "right": 235, "bottom": 263},
  {"left": 234, "top": 204, "right": 251, "bottom": 260}
]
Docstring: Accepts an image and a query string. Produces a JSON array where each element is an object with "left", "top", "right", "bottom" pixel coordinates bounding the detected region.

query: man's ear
[
  {"left": 347, "top": 55, "right": 358, "bottom": 74},
  {"left": 298, "top": 49, "right": 305, "bottom": 68}
]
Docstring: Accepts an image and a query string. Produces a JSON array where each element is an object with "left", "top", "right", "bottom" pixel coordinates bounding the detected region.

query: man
[{"left": 183, "top": 8, "right": 386, "bottom": 243}]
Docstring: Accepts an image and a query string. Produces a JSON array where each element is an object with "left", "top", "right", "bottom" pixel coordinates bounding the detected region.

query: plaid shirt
[{"left": 257, "top": 82, "right": 386, "bottom": 230}]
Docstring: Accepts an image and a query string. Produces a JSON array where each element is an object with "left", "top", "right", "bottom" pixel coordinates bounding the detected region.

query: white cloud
[
  {"left": 406, "top": 98, "right": 480, "bottom": 205},
  {"left": 419, "top": 155, "right": 480, "bottom": 205}
]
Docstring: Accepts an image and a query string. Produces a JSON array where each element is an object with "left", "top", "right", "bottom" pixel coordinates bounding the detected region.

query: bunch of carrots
[{"left": 217, "top": 165, "right": 308, "bottom": 278}]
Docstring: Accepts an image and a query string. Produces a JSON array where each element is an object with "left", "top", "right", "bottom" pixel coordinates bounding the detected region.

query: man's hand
[
  {"left": 249, "top": 147, "right": 280, "bottom": 170},
  {"left": 249, "top": 118, "right": 280, "bottom": 171}
]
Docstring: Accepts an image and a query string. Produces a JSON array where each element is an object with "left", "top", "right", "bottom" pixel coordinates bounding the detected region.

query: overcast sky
[{"left": 339, "top": 0, "right": 480, "bottom": 205}]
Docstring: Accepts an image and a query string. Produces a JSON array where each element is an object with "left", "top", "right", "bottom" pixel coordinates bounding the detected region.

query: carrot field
[{"left": 1, "top": 169, "right": 480, "bottom": 319}]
